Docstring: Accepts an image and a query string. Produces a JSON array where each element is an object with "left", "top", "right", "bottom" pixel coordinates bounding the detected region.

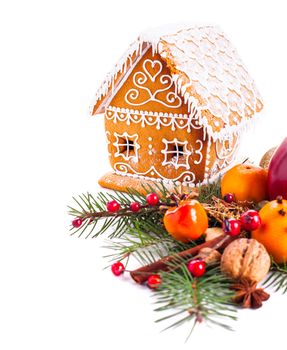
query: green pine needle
[
  {"left": 67, "top": 178, "right": 242, "bottom": 338},
  {"left": 153, "top": 260, "right": 237, "bottom": 339},
  {"left": 68, "top": 190, "right": 150, "bottom": 239},
  {"left": 68, "top": 179, "right": 221, "bottom": 239},
  {"left": 264, "top": 260, "right": 287, "bottom": 294},
  {"left": 197, "top": 178, "right": 222, "bottom": 203},
  {"left": 103, "top": 220, "right": 194, "bottom": 267}
]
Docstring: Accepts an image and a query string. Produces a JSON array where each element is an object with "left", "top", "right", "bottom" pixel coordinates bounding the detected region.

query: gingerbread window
[
  {"left": 161, "top": 138, "right": 191, "bottom": 170},
  {"left": 113, "top": 132, "right": 140, "bottom": 161}
]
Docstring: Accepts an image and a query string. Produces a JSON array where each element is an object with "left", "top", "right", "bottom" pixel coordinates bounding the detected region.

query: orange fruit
[
  {"left": 221, "top": 164, "right": 268, "bottom": 205},
  {"left": 252, "top": 197, "right": 287, "bottom": 263},
  {"left": 163, "top": 200, "right": 208, "bottom": 243}
]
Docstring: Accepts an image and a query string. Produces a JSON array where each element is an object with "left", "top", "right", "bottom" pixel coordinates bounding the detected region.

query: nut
[
  {"left": 198, "top": 247, "right": 221, "bottom": 264},
  {"left": 259, "top": 147, "right": 277, "bottom": 170},
  {"left": 221, "top": 238, "right": 271, "bottom": 282},
  {"left": 205, "top": 227, "right": 224, "bottom": 241}
]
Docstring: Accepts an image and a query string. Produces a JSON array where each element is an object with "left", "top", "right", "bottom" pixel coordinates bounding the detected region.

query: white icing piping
[
  {"left": 113, "top": 162, "right": 196, "bottom": 185},
  {"left": 198, "top": 108, "right": 262, "bottom": 142},
  {"left": 89, "top": 43, "right": 150, "bottom": 114},
  {"left": 204, "top": 136, "right": 212, "bottom": 179},
  {"left": 124, "top": 58, "right": 182, "bottom": 108},
  {"left": 91, "top": 24, "right": 263, "bottom": 143},
  {"left": 112, "top": 165, "right": 224, "bottom": 188},
  {"left": 105, "top": 106, "right": 201, "bottom": 133},
  {"left": 161, "top": 138, "right": 192, "bottom": 170},
  {"left": 113, "top": 132, "right": 140, "bottom": 162}
]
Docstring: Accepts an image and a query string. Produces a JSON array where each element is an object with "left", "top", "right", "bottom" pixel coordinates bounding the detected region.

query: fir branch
[
  {"left": 198, "top": 179, "right": 222, "bottom": 203},
  {"left": 68, "top": 188, "right": 171, "bottom": 239},
  {"left": 103, "top": 221, "right": 191, "bottom": 267},
  {"left": 153, "top": 261, "right": 237, "bottom": 340},
  {"left": 68, "top": 180, "right": 228, "bottom": 239},
  {"left": 264, "top": 260, "right": 287, "bottom": 294}
]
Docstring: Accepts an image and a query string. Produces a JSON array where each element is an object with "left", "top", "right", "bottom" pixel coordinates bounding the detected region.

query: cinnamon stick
[{"left": 130, "top": 234, "right": 236, "bottom": 284}]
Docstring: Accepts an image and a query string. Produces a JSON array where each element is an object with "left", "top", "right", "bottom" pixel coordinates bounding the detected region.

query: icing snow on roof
[{"left": 91, "top": 24, "right": 263, "bottom": 140}]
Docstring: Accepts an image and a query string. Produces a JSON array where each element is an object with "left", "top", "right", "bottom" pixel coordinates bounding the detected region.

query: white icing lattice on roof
[{"left": 90, "top": 24, "right": 263, "bottom": 141}]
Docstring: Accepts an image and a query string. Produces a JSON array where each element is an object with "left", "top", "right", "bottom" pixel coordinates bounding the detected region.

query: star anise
[{"left": 231, "top": 279, "right": 270, "bottom": 309}]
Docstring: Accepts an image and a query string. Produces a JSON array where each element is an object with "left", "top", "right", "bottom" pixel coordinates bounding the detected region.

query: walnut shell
[{"left": 221, "top": 238, "right": 271, "bottom": 282}]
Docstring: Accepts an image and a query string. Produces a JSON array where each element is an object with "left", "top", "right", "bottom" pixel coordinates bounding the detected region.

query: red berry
[
  {"left": 147, "top": 274, "right": 161, "bottom": 289},
  {"left": 130, "top": 202, "right": 141, "bottom": 212},
  {"left": 187, "top": 259, "right": 206, "bottom": 277},
  {"left": 146, "top": 193, "right": 159, "bottom": 206},
  {"left": 107, "top": 200, "right": 120, "bottom": 212},
  {"left": 222, "top": 218, "right": 241, "bottom": 236},
  {"left": 240, "top": 210, "right": 261, "bottom": 231},
  {"left": 223, "top": 193, "right": 235, "bottom": 203},
  {"left": 72, "top": 218, "right": 83, "bottom": 228},
  {"left": 111, "top": 261, "right": 125, "bottom": 276}
]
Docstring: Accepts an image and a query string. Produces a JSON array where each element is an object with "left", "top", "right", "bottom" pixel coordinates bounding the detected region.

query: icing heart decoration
[
  {"left": 143, "top": 59, "right": 162, "bottom": 82},
  {"left": 124, "top": 58, "right": 182, "bottom": 108}
]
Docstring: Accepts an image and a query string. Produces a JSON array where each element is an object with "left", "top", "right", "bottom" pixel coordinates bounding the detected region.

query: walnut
[
  {"left": 205, "top": 227, "right": 224, "bottom": 241},
  {"left": 198, "top": 247, "right": 221, "bottom": 264},
  {"left": 220, "top": 238, "right": 271, "bottom": 282},
  {"left": 259, "top": 147, "right": 276, "bottom": 170}
]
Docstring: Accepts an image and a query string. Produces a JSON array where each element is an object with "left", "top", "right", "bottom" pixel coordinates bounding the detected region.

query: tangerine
[
  {"left": 221, "top": 164, "right": 268, "bottom": 205},
  {"left": 163, "top": 200, "right": 208, "bottom": 243},
  {"left": 252, "top": 197, "right": 287, "bottom": 263}
]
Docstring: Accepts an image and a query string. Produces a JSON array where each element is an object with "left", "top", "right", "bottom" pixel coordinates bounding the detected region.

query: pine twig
[
  {"left": 103, "top": 226, "right": 187, "bottom": 266},
  {"left": 264, "top": 260, "right": 287, "bottom": 294},
  {"left": 153, "top": 263, "right": 237, "bottom": 338},
  {"left": 68, "top": 189, "right": 173, "bottom": 239}
]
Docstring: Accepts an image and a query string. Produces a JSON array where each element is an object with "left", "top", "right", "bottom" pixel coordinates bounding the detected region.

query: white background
[{"left": 1, "top": 0, "right": 287, "bottom": 349}]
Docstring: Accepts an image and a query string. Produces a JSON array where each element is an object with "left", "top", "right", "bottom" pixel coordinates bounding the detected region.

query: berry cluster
[
  {"left": 106, "top": 192, "right": 160, "bottom": 214},
  {"left": 71, "top": 192, "right": 160, "bottom": 229},
  {"left": 222, "top": 192, "right": 262, "bottom": 236},
  {"left": 72, "top": 190, "right": 262, "bottom": 291},
  {"left": 222, "top": 208, "right": 261, "bottom": 236}
]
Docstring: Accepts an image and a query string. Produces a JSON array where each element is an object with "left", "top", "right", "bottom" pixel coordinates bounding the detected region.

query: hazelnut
[
  {"left": 205, "top": 227, "right": 224, "bottom": 241},
  {"left": 198, "top": 247, "right": 221, "bottom": 264},
  {"left": 221, "top": 238, "right": 271, "bottom": 282}
]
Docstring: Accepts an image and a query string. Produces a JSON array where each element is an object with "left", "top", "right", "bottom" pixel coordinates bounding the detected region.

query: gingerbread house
[{"left": 90, "top": 25, "right": 263, "bottom": 192}]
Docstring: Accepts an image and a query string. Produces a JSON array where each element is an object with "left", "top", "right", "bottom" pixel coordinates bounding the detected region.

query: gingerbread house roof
[{"left": 90, "top": 24, "right": 263, "bottom": 141}]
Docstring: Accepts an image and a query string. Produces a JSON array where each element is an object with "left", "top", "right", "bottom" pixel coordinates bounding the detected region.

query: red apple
[{"left": 268, "top": 138, "right": 287, "bottom": 200}]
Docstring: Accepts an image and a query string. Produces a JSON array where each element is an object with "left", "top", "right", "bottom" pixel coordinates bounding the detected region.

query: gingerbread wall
[
  {"left": 208, "top": 135, "right": 240, "bottom": 178},
  {"left": 104, "top": 48, "right": 210, "bottom": 184}
]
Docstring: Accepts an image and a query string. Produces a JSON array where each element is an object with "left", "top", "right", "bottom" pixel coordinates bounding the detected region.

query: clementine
[
  {"left": 252, "top": 197, "right": 287, "bottom": 263},
  {"left": 221, "top": 164, "right": 268, "bottom": 205},
  {"left": 163, "top": 200, "right": 208, "bottom": 243}
]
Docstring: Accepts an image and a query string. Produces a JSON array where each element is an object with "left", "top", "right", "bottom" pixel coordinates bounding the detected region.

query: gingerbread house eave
[
  {"left": 90, "top": 41, "right": 152, "bottom": 116},
  {"left": 90, "top": 25, "right": 264, "bottom": 142}
]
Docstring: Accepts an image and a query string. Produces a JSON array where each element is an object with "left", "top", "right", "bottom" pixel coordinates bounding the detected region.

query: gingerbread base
[{"left": 99, "top": 172, "right": 182, "bottom": 196}]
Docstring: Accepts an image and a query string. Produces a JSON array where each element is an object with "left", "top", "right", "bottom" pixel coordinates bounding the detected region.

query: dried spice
[{"left": 232, "top": 279, "right": 270, "bottom": 309}]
